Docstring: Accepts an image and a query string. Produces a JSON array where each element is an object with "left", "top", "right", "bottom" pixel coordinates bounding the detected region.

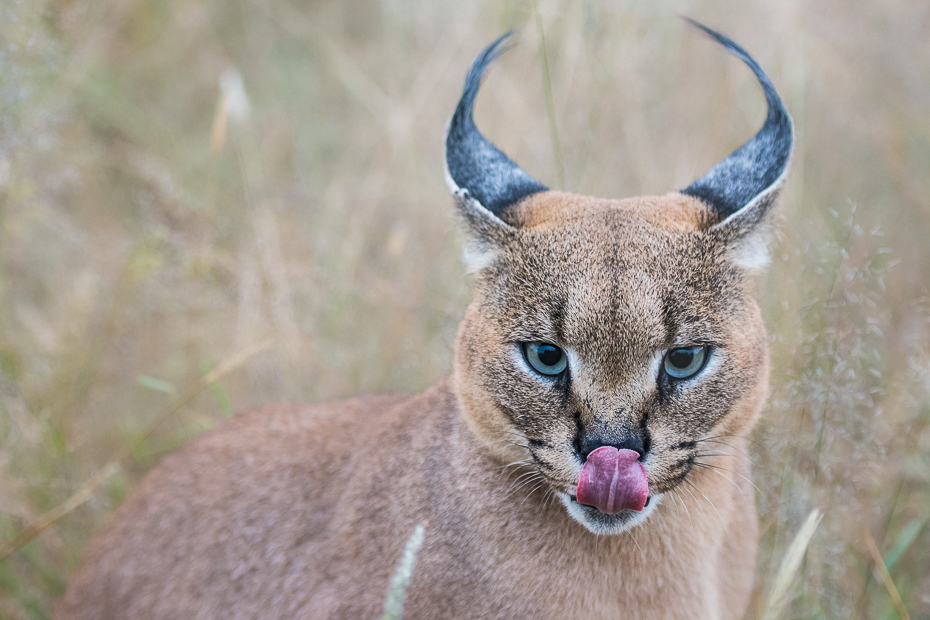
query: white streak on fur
[
  {"left": 731, "top": 227, "right": 772, "bottom": 272},
  {"left": 462, "top": 242, "right": 497, "bottom": 274},
  {"left": 649, "top": 350, "right": 664, "bottom": 383},
  {"left": 510, "top": 344, "right": 532, "bottom": 380},
  {"left": 565, "top": 347, "right": 581, "bottom": 378},
  {"left": 712, "top": 122, "right": 793, "bottom": 273},
  {"left": 443, "top": 113, "right": 519, "bottom": 277}
]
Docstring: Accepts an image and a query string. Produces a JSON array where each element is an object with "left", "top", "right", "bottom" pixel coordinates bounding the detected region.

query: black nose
[{"left": 577, "top": 432, "right": 645, "bottom": 461}]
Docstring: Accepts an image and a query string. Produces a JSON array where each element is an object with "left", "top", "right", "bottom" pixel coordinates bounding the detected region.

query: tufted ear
[
  {"left": 444, "top": 32, "right": 547, "bottom": 272},
  {"left": 681, "top": 21, "right": 794, "bottom": 271}
]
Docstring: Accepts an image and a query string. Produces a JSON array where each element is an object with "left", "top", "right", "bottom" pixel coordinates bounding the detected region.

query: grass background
[{"left": 1, "top": 0, "right": 928, "bottom": 617}]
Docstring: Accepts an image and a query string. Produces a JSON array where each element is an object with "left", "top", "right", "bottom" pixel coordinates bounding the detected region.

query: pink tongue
[{"left": 576, "top": 447, "right": 649, "bottom": 515}]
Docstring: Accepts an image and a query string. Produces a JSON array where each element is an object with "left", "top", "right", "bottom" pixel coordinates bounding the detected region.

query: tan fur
[
  {"left": 58, "top": 187, "right": 774, "bottom": 619},
  {"left": 510, "top": 191, "right": 715, "bottom": 232}
]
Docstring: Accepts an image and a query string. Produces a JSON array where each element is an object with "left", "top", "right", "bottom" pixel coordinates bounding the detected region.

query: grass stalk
[
  {"left": 761, "top": 508, "right": 823, "bottom": 620},
  {"left": 863, "top": 529, "right": 912, "bottom": 620},
  {"left": 534, "top": 3, "right": 565, "bottom": 190}
]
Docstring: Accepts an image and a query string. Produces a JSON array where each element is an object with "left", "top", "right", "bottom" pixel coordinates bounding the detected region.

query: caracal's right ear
[
  {"left": 680, "top": 20, "right": 795, "bottom": 273},
  {"left": 444, "top": 32, "right": 546, "bottom": 273}
]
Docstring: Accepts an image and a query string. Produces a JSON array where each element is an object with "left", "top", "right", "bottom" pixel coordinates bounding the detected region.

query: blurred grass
[{"left": 0, "top": 0, "right": 928, "bottom": 618}]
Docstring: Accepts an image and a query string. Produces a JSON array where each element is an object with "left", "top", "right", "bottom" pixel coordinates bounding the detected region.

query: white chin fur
[{"left": 559, "top": 492, "right": 662, "bottom": 535}]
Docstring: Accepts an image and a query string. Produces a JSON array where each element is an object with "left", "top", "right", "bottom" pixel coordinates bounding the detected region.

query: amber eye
[
  {"left": 523, "top": 342, "right": 568, "bottom": 376},
  {"left": 663, "top": 346, "right": 708, "bottom": 380}
]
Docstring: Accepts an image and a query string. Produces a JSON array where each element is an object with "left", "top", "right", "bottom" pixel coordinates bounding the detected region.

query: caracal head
[{"left": 444, "top": 24, "right": 792, "bottom": 535}]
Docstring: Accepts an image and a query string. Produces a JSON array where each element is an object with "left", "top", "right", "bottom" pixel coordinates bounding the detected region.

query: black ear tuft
[
  {"left": 445, "top": 32, "right": 548, "bottom": 217},
  {"left": 680, "top": 20, "right": 794, "bottom": 222}
]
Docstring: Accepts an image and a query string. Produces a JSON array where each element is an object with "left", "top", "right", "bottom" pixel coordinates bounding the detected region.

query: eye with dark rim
[
  {"left": 663, "top": 346, "right": 709, "bottom": 380},
  {"left": 522, "top": 342, "right": 568, "bottom": 377}
]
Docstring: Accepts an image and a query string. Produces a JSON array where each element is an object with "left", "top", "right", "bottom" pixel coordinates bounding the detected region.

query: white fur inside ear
[
  {"left": 731, "top": 226, "right": 772, "bottom": 272},
  {"left": 462, "top": 242, "right": 497, "bottom": 274}
]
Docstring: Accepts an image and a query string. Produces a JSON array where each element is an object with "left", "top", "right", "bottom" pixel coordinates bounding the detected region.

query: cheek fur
[{"left": 454, "top": 309, "right": 576, "bottom": 456}]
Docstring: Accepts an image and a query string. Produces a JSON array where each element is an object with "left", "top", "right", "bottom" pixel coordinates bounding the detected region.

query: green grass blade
[
  {"left": 137, "top": 375, "right": 176, "bottom": 394},
  {"left": 535, "top": 2, "right": 565, "bottom": 190},
  {"left": 884, "top": 515, "right": 928, "bottom": 572}
]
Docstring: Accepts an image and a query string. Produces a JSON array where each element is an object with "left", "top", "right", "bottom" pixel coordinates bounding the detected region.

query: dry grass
[{"left": 0, "top": 0, "right": 928, "bottom": 618}]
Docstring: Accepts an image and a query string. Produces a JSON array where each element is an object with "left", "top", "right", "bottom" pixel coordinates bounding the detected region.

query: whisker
[
  {"left": 691, "top": 463, "right": 744, "bottom": 497},
  {"left": 497, "top": 457, "right": 533, "bottom": 468},
  {"left": 694, "top": 461, "right": 763, "bottom": 495},
  {"left": 500, "top": 429, "right": 534, "bottom": 442},
  {"left": 505, "top": 472, "right": 545, "bottom": 500},
  {"left": 504, "top": 470, "right": 540, "bottom": 495},
  {"left": 698, "top": 432, "right": 765, "bottom": 452},
  {"left": 521, "top": 480, "right": 548, "bottom": 505},
  {"left": 671, "top": 488, "right": 693, "bottom": 526},
  {"left": 627, "top": 528, "right": 645, "bottom": 564},
  {"left": 509, "top": 476, "right": 544, "bottom": 501},
  {"left": 541, "top": 486, "right": 555, "bottom": 510},
  {"left": 693, "top": 452, "right": 728, "bottom": 460},
  {"left": 496, "top": 460, "right": 533, "bottom": 476},
  {"left": 684, "top": 478, "right": 727, "bottom": 536},
  {"left": 695, "top": 438, "right": 751, "bottom": 458},
  {"left": 679, "top": 479, "right": 708, "bottom": 521}
]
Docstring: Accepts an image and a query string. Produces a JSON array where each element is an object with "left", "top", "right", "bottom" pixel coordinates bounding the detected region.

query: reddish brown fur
[
  {"left": 510, "top": 191, "right": 714, "bottom": 232},
  {"left": 59, "top": 189, "right": 773, "bottom": 619}
]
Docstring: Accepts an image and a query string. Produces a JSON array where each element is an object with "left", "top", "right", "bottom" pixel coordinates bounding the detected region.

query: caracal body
[{"left": 59, "top": 24, "right": 792, "bottom": 620}]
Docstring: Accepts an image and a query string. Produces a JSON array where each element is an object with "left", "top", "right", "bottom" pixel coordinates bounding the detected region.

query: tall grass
[{"left": 0, "top": 0, "right": 928, "bottom": 618}]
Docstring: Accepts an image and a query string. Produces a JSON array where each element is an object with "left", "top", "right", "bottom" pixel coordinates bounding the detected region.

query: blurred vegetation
[{"left": 0, "top": 0, "right": 928, "bottom": 618}]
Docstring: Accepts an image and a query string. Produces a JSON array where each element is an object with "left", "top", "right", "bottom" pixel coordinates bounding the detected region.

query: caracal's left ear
[{"left": 681, "top": 20, "right": 795, "bottom": 272}]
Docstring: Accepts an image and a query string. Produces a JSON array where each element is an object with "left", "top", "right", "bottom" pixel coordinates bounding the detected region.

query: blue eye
[
  {"left": 523, "top": 342, "right": 568, "bottom": 376},
  {"left": 663, "top": 346, "right": 708, "bottom": 379}
]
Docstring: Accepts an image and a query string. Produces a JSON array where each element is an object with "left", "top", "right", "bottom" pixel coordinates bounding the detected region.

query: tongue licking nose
[{"left": 576, "top": 446, "right": 649, "bottom": 514}]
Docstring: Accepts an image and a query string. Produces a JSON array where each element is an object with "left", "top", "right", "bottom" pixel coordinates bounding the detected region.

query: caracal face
[{"left": 445, "top": 26, "right": 791, "bottom": 535}]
